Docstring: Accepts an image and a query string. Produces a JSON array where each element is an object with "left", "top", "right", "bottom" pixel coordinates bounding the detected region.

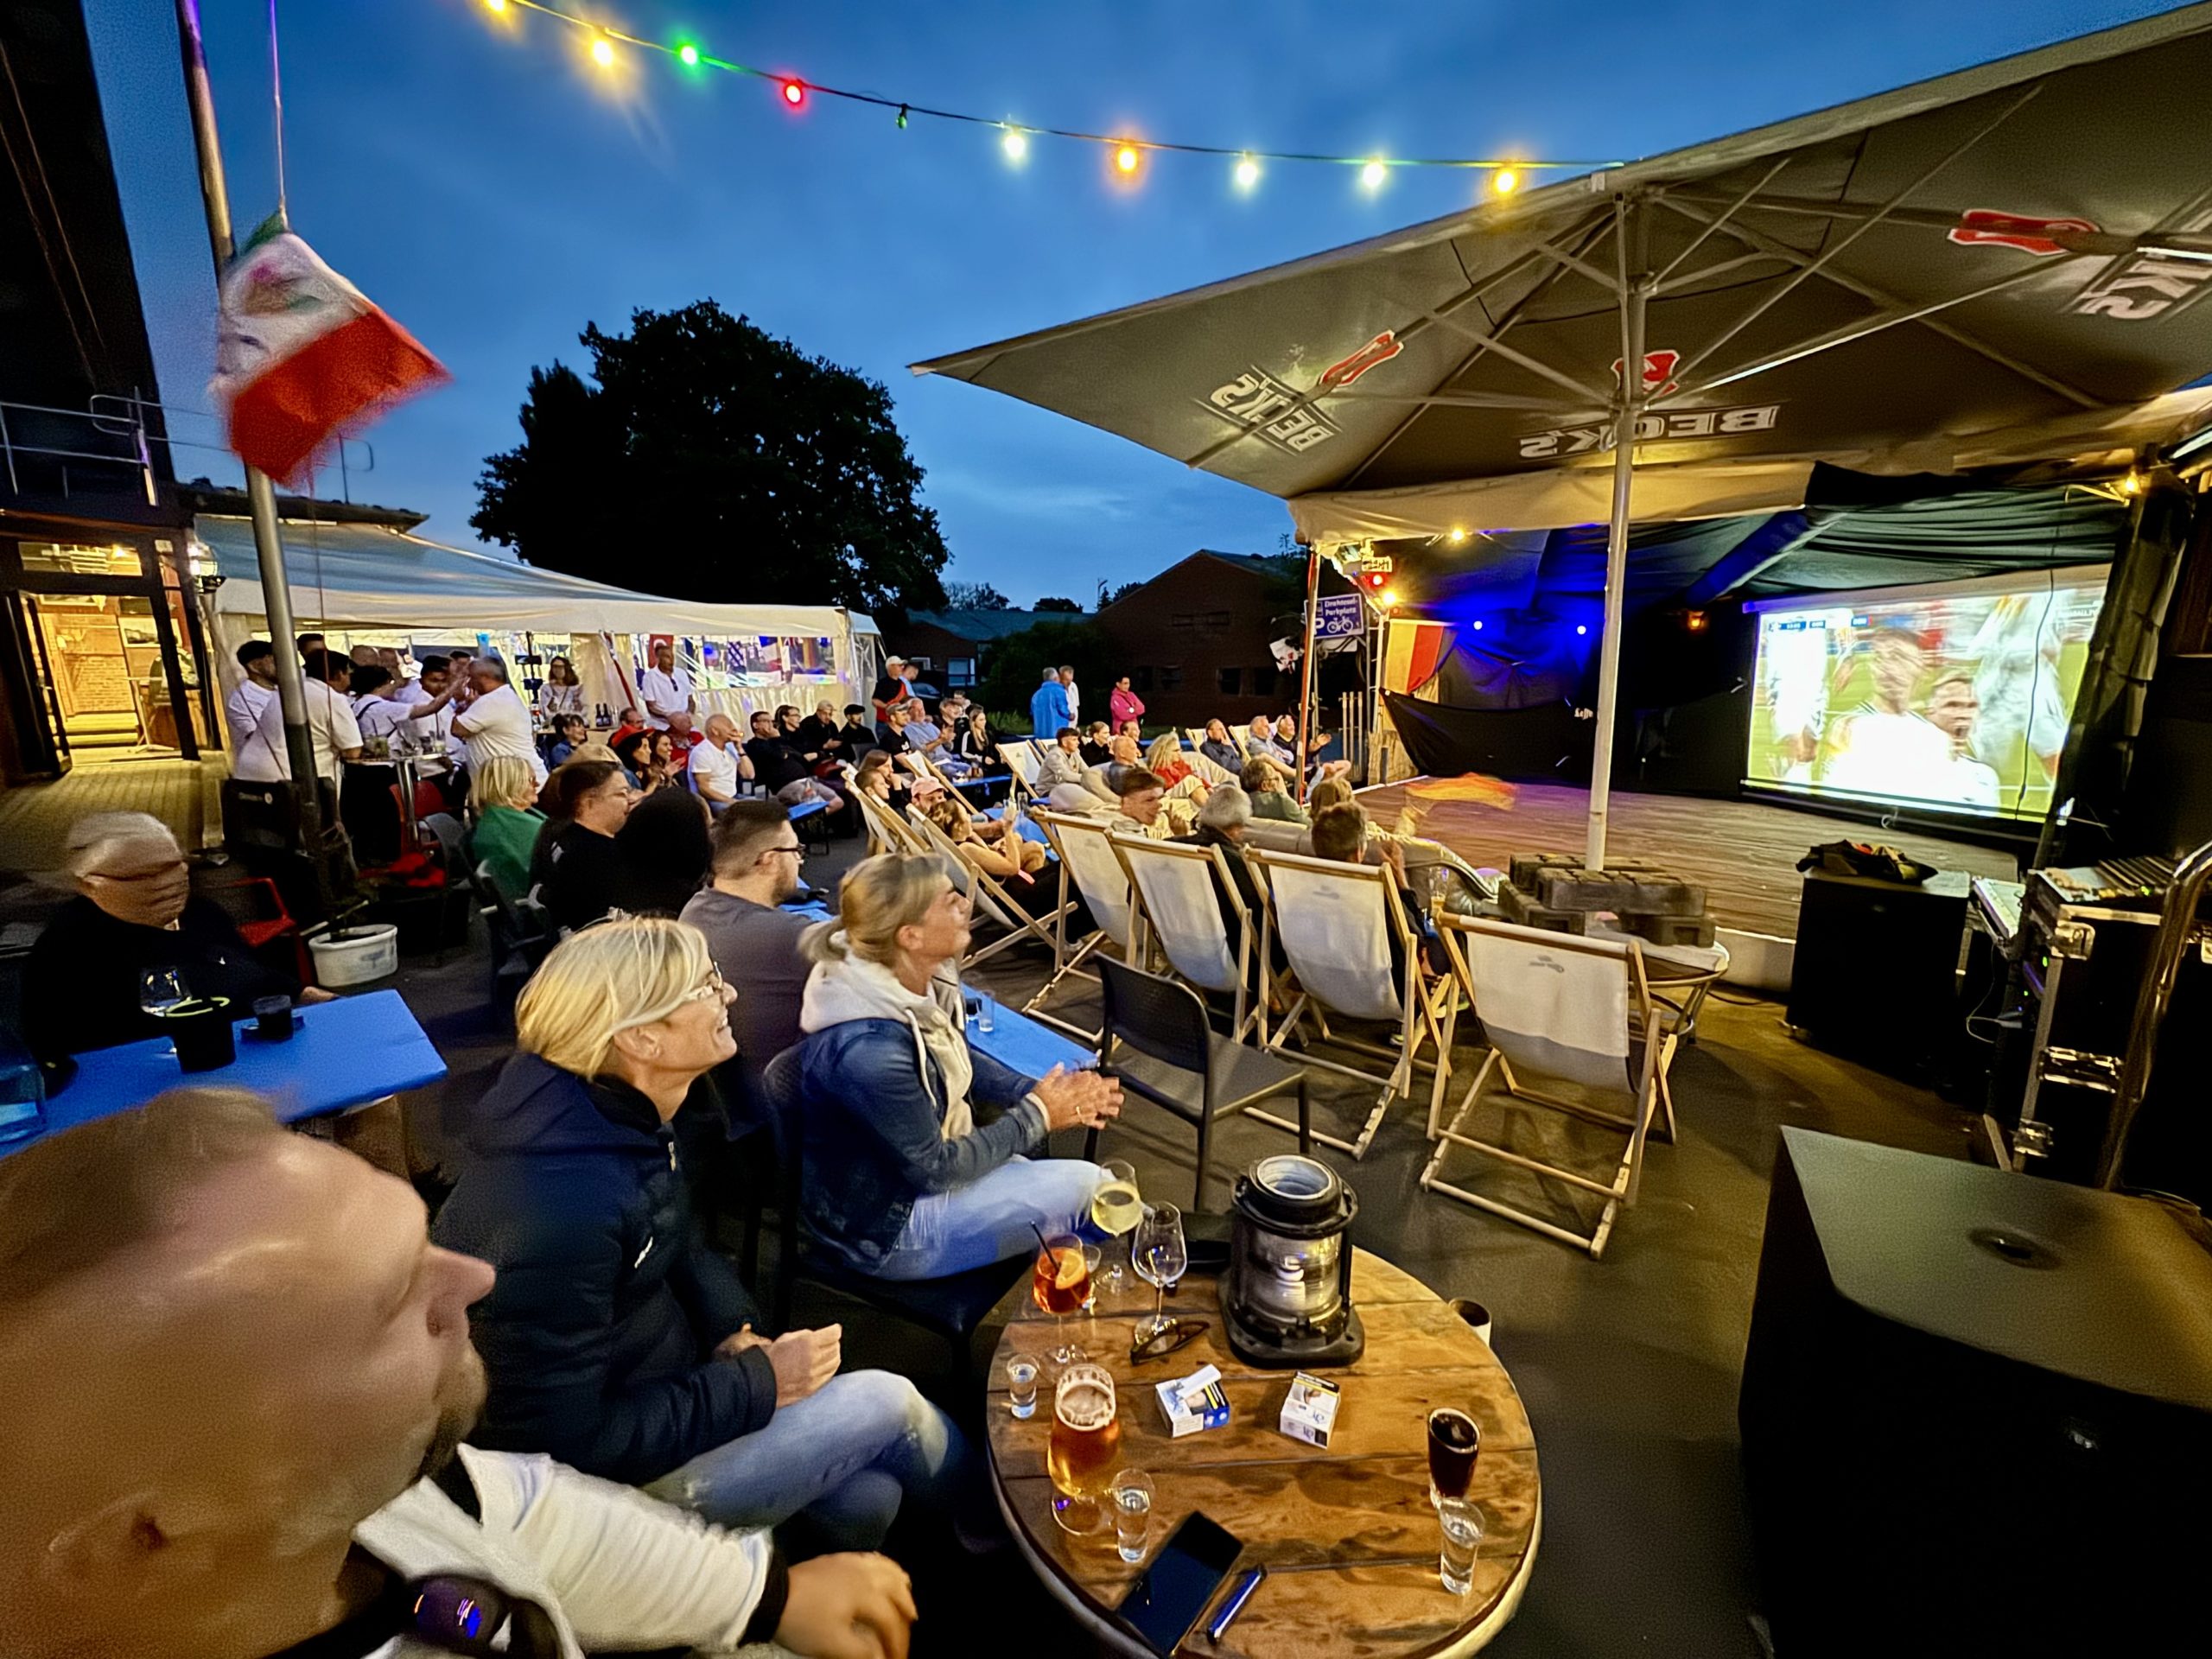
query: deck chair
[
  {"left": 1025, "top": 808, "right": 1145, "bottom": 1039},
  {"left": 855, "top": 788, "right": 928, "bottom": 855},
  {"left": 1111, "top": 832, "right": 1270, "bottom": 1045},
  {"left": 999, "top": 739, "right": 1043, "bottom": 803},
  {"left": 1244, "top": 846, "right": 1454, "bottom": 1159},
  {"left": 906, "top": 805, "right": 1066, "bottom": 967},
  {"left": 1421, "top": 913, "right": 1663, "bottom": 1259},
  {"left": 897, "top": 746, "right": 993, "bottom": 805}
]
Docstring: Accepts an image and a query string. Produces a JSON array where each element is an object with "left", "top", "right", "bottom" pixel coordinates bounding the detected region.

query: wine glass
[
  {"left": 1032, "top": 1230, "right": 1090, "bottom": 1366},
  {"left": 1130, "top": 1202, "right": 1187, "bottom": 1343},
  {"left": 1090, "top": 1160, "right": 1141, "bottom": 1296}
]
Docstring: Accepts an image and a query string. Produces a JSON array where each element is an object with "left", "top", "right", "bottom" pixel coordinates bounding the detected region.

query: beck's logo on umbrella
[
  {"left": 1612, "top": 349, "right": 1681, "bottom": 398},
  {"left": 1318, "top": 331, "right": 1404, "bottom": 392},
  {"left": 1947, "top": 209, "right": 2100, "bottom": 257}
]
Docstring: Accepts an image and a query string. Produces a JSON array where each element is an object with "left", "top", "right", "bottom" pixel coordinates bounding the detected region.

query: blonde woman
[
  {"left": 467, "top": 753, "right": 546, "bottom": 901},
  {"left": 790, "top": 854, "right": 1121, "bottom": 1279},
  {"left": 431, "top": 916, "right": 966, "bottom": 1546},
  {"left": 920, "top": 791, "right": 1048, "bottom": 880}
]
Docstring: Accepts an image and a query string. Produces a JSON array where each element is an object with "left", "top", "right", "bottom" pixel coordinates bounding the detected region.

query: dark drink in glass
[{"left": 1427, "top": 1407, "right": 1480, "bottom": 1507}]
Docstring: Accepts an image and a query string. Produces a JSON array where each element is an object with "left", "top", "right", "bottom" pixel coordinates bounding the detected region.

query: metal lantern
[{"left": 1224, "top": 1154, "right": 1365, "bottom": 1367}]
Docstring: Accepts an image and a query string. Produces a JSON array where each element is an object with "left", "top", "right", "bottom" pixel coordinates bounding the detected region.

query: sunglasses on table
[{"left": 1130, "top": 1319, "right": 1211, "bottom": 1364}]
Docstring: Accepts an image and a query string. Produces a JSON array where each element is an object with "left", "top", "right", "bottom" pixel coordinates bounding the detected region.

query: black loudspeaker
[
  {"left": 1785, "top": 869, "right": 1972, "bottom": 1078},
  {"left": 1739, "top": 1129, "right": 2212, "bottom": 1656},
  {"left": 2124, "top": 652, "right": 2212, "bottom": 858}
]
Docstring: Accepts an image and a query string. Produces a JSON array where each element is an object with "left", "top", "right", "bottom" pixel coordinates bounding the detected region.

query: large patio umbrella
[{"left": 915, "top": 3, "right": 2212, "bottom": 865}]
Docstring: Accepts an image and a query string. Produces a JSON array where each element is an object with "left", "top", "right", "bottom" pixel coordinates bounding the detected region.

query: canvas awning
[{"left": 915, "top": 2, "right": 2212, "bottom": 861}]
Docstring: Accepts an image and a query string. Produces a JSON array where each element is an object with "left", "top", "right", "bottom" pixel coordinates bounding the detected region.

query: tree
[
  {"left": 474, "top": 301, "right": 948, "bottom": 612},
  {"left": 977, "top": 618, "right": 1112, "bottom": 719},
  {"left": 1100, "top": 582, "right": 1146, "bottom": 608},
  {"left": 1033, "top": 595, "right": 1083, "bottom": 613},
  {"left": 943, "top": 582, "right": 1011, "bottom": 611}
]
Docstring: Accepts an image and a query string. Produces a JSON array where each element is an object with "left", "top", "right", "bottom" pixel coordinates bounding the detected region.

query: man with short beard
[{"left": 0, "top": 1090, "right": 915, "bottom": 1659}]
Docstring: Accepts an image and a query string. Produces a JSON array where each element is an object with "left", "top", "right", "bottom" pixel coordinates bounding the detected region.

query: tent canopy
[
  {"left": 915, "top": 3, "right": 2212, "bottom": 539},
  {"left": 195, "top": 516, "right": 874, "bottom": 643}
]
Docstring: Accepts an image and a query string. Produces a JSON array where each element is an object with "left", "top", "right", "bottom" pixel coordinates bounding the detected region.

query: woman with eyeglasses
[
  {"left": 23, "top": 811, "right": 334, "bottom": 1062},
  {"left": 432, "top": 916, "right": 969, "bottom": 1546},
  {"left": 791, "top": 853, "right": 1122, "bottom": 1280},
  {"left": 537, "top": 652, "right": 585, "bottom": 721}
]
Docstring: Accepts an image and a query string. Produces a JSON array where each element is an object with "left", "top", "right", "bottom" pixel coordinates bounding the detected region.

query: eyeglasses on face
[
  {"left": 679, "top": 969, "right": 730, "bottom": 1005},
  {"left": 762, "top": 842, "right": 804, "bottom": 860}
]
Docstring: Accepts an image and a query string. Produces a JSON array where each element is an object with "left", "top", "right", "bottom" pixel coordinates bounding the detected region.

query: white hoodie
[
  {"left": 353, "top": 1444, "right": 786, "bottom": 1657},
  {"left": 800, "top": 943, "right": 993, "bottom": 1141}
]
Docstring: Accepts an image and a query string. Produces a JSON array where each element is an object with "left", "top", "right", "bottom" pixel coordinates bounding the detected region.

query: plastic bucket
[{"left": 308, "top": 923, "right": 400, "bottom": 988}]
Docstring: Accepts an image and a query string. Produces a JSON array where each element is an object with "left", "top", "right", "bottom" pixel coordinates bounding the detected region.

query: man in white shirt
[
  {"left": 0, "top": 1087, "right": 917, "bottom": 1659},
  {"left": 640, "top": 640, "right": 696, "bottom": 734},
  {"left": 688, "top": 712, "right": 750, "bottom": 808},
  {"left": 452, "top": 657, "right": 548, "bottom": 784},
  {"left": 349, "top": 666, "right": 418, "bottom": 749},
  {"left": 234, "top": 648, "right": 361, "bottom": 790},
  {"left": 406, "top": 658, "right": 461, "bottom": 774},
  {"left": 396, "top": 654, "right": 435, "bottom": 708},
  {"left": 224, "top": 638, "right": 277, "bottom": 749}
]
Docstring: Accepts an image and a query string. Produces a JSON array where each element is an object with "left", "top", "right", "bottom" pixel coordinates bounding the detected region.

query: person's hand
[
  {"left": 777, "top": 1554, "right": 916, "bottom": 1659},
  {"left": 1032, "top": 1065, "right": 1122, "bottom": 1134},
  {"left": 298, "top": 986, "right": 340, "bottom": 1005},
  {"left": 763, "top": 1325, "right": 841, "bottom": 1406},
  {"left": 715, "top": 1324, "right": 771, "bottom": 1359}
]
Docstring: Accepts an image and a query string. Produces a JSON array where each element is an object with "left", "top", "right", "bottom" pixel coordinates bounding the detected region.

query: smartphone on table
[{"left": 1115, "top": 1511, "right": 1243, "bottom": 1656}]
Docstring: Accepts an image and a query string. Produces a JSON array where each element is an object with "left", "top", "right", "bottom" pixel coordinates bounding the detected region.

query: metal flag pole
[
  {"left": 1585, "top": 194, "right": 1648, "bottom": 872},
  {"left": 172, "top": 0, "right": 324, "bottom": 853},
  {"left": 1296, "top": 539, "right": 1322, "bottom": 804}
]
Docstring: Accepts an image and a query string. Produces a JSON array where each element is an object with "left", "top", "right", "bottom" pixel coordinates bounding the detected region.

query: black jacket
[
  {"left": 430, "top": 1053, "right": 777, "bottom": 1487},
  {"left": 530, "top": 821, "right": 624, "bottom": 932}
]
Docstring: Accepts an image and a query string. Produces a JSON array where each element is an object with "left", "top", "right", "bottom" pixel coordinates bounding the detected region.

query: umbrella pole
[
  {"left": 174, "top": 0, "right": 327, "bottom": 864},
  {"left": 1297, "top": 539, "right": 1321, "bottom": 804},
  {"left": 1586, "top": 203, "right": 1647, "bottom": 872}
]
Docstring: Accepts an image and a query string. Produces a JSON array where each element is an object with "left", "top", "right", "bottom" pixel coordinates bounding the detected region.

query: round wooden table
[{"left": 985, "top": 1248, "right": 1541, "bottom": 1658}]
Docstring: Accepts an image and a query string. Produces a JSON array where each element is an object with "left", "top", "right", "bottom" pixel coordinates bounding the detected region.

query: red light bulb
[{"left": 781, "top": 79, "right": 805, "bottom": 107}]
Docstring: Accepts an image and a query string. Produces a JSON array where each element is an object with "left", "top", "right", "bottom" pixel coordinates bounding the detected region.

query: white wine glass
[
  {"left": 1130, "top": 1202, "right": 1187, "bottom": 1343},
  {"left": 1090, "top": 1160, "right": 1141, "bottom": 1296}
]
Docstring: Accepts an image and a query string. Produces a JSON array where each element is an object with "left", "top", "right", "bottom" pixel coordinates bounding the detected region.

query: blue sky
[{"left": 88, "top": 0, "right": 2170, "bottom": 603}]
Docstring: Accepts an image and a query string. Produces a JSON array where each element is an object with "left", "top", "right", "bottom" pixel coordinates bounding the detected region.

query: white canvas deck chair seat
[
  {"left": 1244, "top": 847, "right": 1454, "bottom": 1160},
  {"left": 1111, "top": 833, "right": 1271, "bottom": 1047},
  {"left": 1025, "top": 808, "right": 1144, "bottom": 1038},
  {"left": 998, "top": 739, "right": 1043, "bottom": 803},
  {"left": 896, "top": 747, "right": 992, "bottom": 805},
  {"left": 906, "top": 801, "right": 1066, "bottom": 968},
  {"left": 1421, "top": 913, "right": 1663, "bottom": 1260}
]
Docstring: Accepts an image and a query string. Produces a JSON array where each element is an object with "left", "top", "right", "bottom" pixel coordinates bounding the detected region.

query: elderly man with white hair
[{"left": 21, "top": 812, "right": 334, "bottom": 1062}]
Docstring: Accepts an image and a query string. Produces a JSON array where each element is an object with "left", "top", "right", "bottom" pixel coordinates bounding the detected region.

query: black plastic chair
[
  {"left": 475, "top": 861, "right": 553, "bottom": 1008},
  {"left": 1095, "top": 956, "right": 1313, "bottom": 1207},
  {"left": 757, "top": 1047, "right": 1027, "bottom": 1374}
]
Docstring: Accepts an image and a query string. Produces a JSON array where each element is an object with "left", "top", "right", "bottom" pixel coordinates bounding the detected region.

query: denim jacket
[{"left": 789, "top": 976, "right": 1046, "bottom": 1263}]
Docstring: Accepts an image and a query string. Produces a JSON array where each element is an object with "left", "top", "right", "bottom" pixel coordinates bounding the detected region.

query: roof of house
[{"left": 902, "top": 607, "right": 1086, "bottom": 644}]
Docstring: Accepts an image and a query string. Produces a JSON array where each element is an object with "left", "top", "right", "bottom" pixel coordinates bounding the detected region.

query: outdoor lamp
[{"left": 1224, "top": 1154, "right": 1365, "bottom": 1367}]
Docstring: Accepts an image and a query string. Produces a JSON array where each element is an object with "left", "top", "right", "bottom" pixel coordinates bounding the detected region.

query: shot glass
[
  {"left": 1005, "top": 1353, "right": 1040, "bottom": 1420},
  {"left": 976, "top": 994, "right": 996, "bottom": 1033},
  {"left": 1109, "top": 1468, "right": 1154, "bottom": 1564},
  {"left": 1436, "top": 1496, "right": 1484, "bottom": 1596}
]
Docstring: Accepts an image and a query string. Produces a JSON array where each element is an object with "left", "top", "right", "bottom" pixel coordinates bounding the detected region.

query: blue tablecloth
[
  {"left": 22, "top": 988, "right": 448, "bottom": 1147},
  {"left": 782, "top": 899, "right": 834, "bottom": 923},
  {"left": 969, "top": 998, "right": 1096, "bottom": 1077},
  {"left": 788, "top": 798, "right": 828, "bottom": 821}
]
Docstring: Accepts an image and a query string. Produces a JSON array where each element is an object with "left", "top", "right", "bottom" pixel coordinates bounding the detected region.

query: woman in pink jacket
[{"left": 1109, "top": 675, "right": 1146, "bottom": 732}]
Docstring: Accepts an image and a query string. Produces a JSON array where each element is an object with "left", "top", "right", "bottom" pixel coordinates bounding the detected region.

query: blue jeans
[
  {"left": 643, "top": 1370, "right": 966, "bottom": 1549},
  {"left": 861, "top": 1156, "right": 1103, "bottom": 1281}
]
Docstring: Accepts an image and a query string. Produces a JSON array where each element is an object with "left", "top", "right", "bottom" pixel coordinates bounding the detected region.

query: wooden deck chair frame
[
  {"left": 896, "top": 747, "right": 994, "bottom": 805},
  {"left": 997, "top": 739, "right": 1044, "bottom": 804},
  {"left": 1243, "top": 846, "right": 1454, "bottom": 1159},
  {"left": 906, "top": 803, "right": 1067, "bottom": 968},
  {"left": 1421, "top": 912, "right": 1663, "bottom": 1260},
  {"left": 1024, "top": 808, "right": 1145, "bottom": 1038},
  {"left": 1110, "top": 832, "right": 1274, "bottom": 1048},
  {"left": 854, "top": 787, "right": 927, "bottom": 857}
]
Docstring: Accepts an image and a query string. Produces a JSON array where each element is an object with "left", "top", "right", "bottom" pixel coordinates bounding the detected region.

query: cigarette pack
[
  {"left": 1279, "top": 1371, "right": 1341, "bottom": 1448},
  {"left": 1155, "top": 1363, "right": 1230, "bottom": 1438}
]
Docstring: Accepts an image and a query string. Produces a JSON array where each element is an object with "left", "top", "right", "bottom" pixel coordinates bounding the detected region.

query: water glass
[
  {"left": 1005, "top": 1353, "right": 1040, "bottom": 1420},
  {"left": 976, "top": 994, "right": 996, "bottom": 1033},
  {"left": 1109, "top": 1468, "right": 1154, "bottom": 1563},
  {"left": 1437, "top": 1496, "right": 1484, "bottom": 1596}
]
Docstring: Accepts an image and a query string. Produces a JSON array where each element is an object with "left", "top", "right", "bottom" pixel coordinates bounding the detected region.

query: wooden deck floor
[
  {"left": 1357, "top": 780, "right": 2019, "bottom": 939},
  {"left": 0, "top": 758, "right": 221, "bottom": 876}
]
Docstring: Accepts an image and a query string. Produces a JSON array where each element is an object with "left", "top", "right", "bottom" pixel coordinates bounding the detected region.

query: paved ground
[
  {"left": 0, "top": 758, "right": 221, "bottom": 878},
  {"left": 363, "top": 830, "right": 1982, "bottom": 1659}
]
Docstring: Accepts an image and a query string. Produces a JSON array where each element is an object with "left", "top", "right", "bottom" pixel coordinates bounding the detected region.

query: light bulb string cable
[{"left": 492, "top": 0, "right": 1620, "bottom": 175}]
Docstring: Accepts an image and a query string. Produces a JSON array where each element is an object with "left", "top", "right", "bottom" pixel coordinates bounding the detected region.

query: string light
[
  {"left": 461, "top": 0, "right": 1616, "bottom": 190},
  {"left": 1471, "top": 619, "right": 1484, "bottom": 631},
  {"left": 1001, "top": 126, "right": 1028, "bottom": 162},
  {"left": 1448, "top": 527, "right": 1468, "bottom": 543}
]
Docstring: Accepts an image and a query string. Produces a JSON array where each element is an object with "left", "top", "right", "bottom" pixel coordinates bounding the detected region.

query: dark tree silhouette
[
  {"left": 1033, "top": 595, "right": 1084, "bottom": 613},
  {"left": 474, "top": 301, "right": 948, "bottom": 613}
]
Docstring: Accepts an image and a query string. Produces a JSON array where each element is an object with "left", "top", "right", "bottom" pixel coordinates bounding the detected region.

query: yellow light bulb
[
  {"left": 1448, "top": 527, "right": 1468, "bottom": 543},
  {"left": 1379, "top": 587, "right": 1399, "bottom": 607},
  {"left": 1492, "top": 168, "right": 1519, "bottom": 195},
  {"left": 1116, "top": 143, "right": 1141, "bottom": 175},
  {"left": 484, "top": 0, "right": 506, "bottom": 10},
  {"left": 589, "top": 35, "right": 615, "bottom": 67},
  {"left": 1002, "top": 128, "right": 1028, "bottom": 162},
  {"left": 1234, "top": 156, "right": 1261, "bottom": 191},
  {"left": 1361, "top": 160, "right": 1387, "bottom": 191}
]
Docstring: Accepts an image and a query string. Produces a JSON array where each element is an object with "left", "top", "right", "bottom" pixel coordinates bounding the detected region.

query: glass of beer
[
  {"left": 1032, "top": 1231, "right": 1090, "bottom": 1365},
  {"left": 1048, "top": 1362, "right": 1122, "bottom": 1535},
  {"left": 1427, "top": 1407, "right": 1480, "bottom": 1509}
]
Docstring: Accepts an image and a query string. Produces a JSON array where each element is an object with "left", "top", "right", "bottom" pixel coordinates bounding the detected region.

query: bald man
[{"left": 0, "top": 1089, "right": 914, "bottom": 1659}]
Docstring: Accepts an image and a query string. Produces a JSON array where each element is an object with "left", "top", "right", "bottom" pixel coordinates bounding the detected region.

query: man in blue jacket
[
  {"left": 1027, "top": 665, "right": 1072, "bottom": 738},
  {"left": 432, "top": 918, "right": 967, "bottom": 1550}
]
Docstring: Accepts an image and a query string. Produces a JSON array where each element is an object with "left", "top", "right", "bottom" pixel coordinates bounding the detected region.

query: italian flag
[{"left": 210, "top": 219, "right": 447, "bottom": 486}]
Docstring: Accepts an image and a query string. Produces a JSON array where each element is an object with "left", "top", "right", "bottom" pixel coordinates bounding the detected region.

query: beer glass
[{"left": 1047, "top": 1362, "right": 1122, "bottom": 1535}]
